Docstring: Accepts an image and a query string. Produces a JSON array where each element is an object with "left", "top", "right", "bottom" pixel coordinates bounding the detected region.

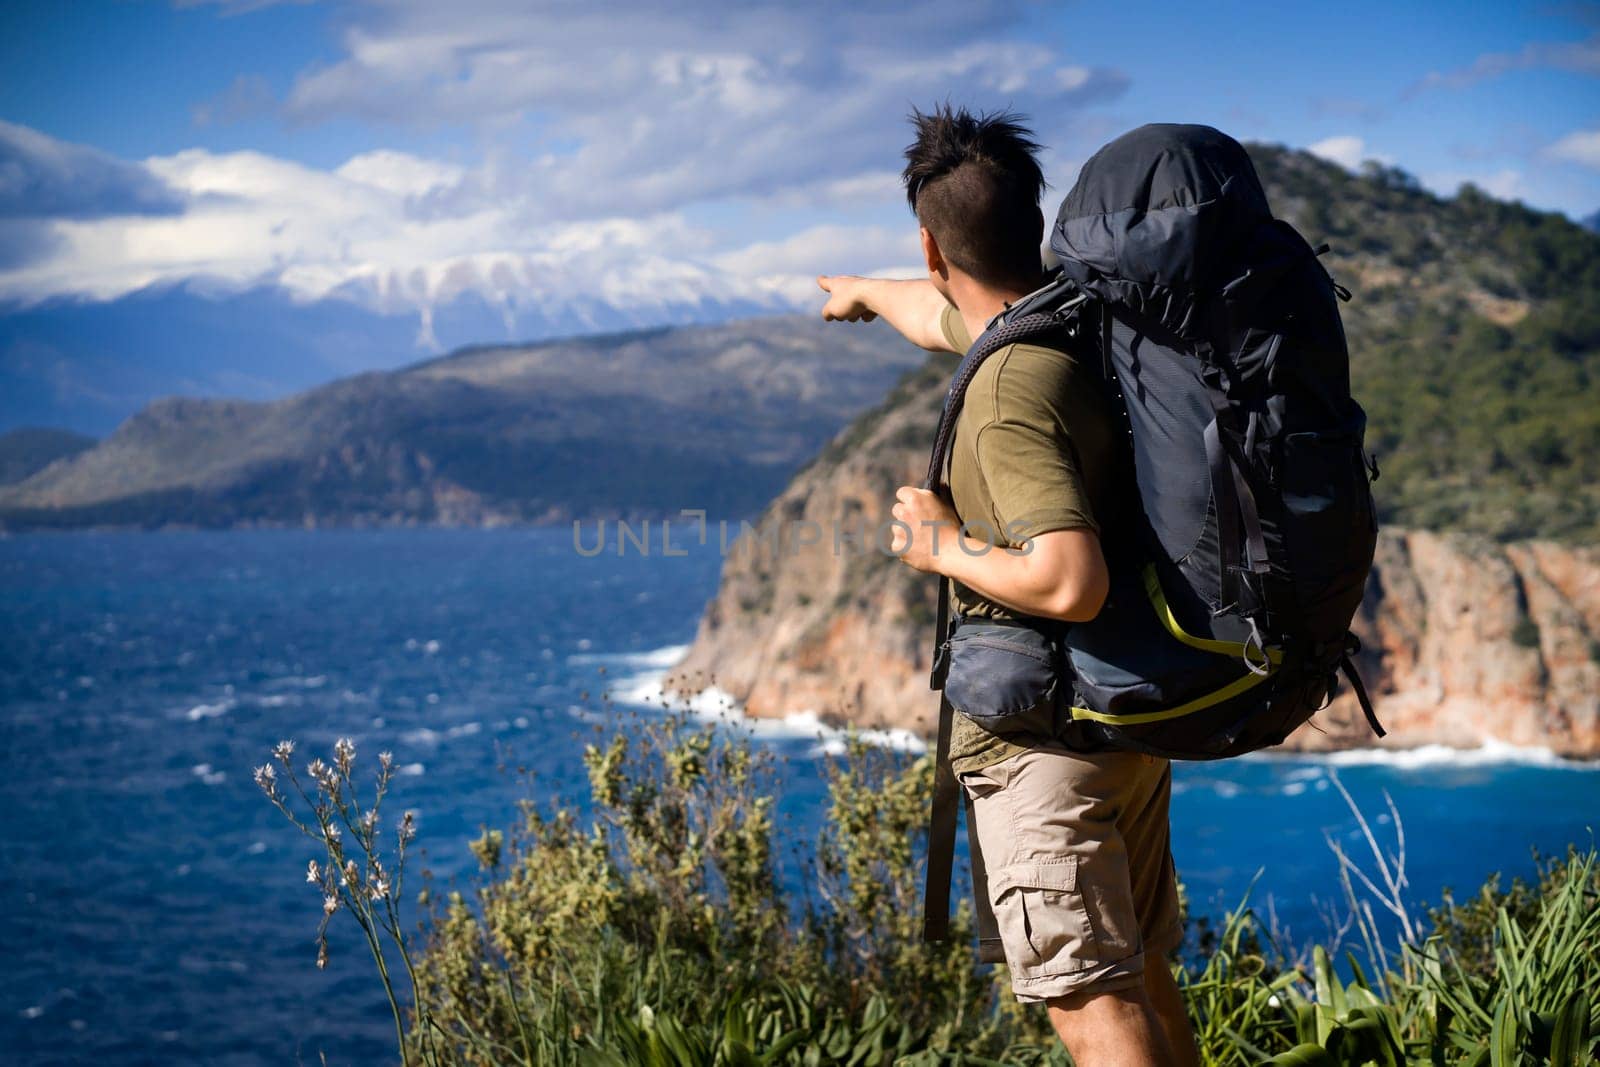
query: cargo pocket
[
  {"left": 942, "top": 623, "right": 1059, "bottom": 732},
  {"left": 989, "top": 858, "right": 1095, "bottom": 980}
]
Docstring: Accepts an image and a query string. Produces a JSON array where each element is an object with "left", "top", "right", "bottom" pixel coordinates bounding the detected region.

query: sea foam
[
  {"left": 597, "top": 646, "right": 928, "bottom": 756},
  {"left": 1251, "top": 738, "right": 1598, "bottom": 771}
]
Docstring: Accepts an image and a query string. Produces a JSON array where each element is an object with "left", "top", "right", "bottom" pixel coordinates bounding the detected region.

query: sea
[{"left": 2, "top": 528, "right": 1596, "bottom": 1065}]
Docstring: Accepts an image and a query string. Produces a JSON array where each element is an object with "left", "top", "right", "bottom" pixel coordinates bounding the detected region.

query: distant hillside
[
  {"left": 0, "top": 427, "right": 95, "bottom": 486},
  {"left": 1254, "top": 150, "right": 1600, "bottom": 541},
  {"left": 0, "top": 317, "right": 919, "bottom": 530},
  {"left": 0, "top": 282, "right": 789, "bottom": 436}
]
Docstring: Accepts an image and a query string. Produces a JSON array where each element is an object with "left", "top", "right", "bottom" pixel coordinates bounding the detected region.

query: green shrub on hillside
[
  {"left": 1250, "top": 146, "right": 1600, "bottom": 543},
  {"left": 258, "top": 725, "right": 1599, "bottom": 1065}
]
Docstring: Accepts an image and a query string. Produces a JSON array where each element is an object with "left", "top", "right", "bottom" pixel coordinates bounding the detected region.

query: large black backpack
[{"left": 922, "top": 123, "right": 1383, "bottom": 945}]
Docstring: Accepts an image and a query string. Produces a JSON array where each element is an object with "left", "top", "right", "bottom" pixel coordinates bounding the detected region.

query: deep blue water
[{"left": 2, "top": 529, "right": 1596, "bottom": 1066}]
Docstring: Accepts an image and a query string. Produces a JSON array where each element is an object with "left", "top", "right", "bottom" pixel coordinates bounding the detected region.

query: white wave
[
  {"left": 191, "top": 763, "right": 226, "bottom": 786},
  {"left": 250, "top": 694, "right": 299, "bottom": 708},
  {"left": 183, "top": 699, "right": 235, "bottom": 721},
  {"left": 400, "top": 723, "right": 478, "bottom": 746},
  {"left": 611, "top": 676, "right": 742, "bottom": 716},
  {"left": 264, "top": 675, "right": 327, "bottom": 689},
  {"left": 808, "top": 720, "right": 928, "bottom": 757},
  {"left": 608, "top": 674, "right": 927, "bottom": 756},
  {"left": 569, "top": 643, "right": 691, "bottom": 669},
  {"left": 398, "top": 762, "right": 425, "bottom": 777},
  {"left": 1257, "top": 738, "right": 1599, "bottom": 771}
]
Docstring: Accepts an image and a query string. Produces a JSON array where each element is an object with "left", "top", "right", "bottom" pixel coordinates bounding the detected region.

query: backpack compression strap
[{"left": 921, "top": 310, "right": 1068, "bottom": 946}]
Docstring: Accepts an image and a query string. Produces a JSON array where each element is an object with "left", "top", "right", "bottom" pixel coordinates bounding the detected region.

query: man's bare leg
[
  {"left": 1045, "top": 985, "right": 1171, "bottom": 1067},
  {"left": 1144, "top": 959, "right": 1200, "bottom": 1067}
]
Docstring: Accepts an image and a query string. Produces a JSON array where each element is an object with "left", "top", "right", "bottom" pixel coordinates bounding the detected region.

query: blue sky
[{"left": 1, "top": 0, "right": 1596, "bottom": 327}]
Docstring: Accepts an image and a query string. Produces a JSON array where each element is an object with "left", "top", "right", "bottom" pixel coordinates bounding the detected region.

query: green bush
[{"left": 258, "top": 728, "right": 1599, "bottom": 1065}]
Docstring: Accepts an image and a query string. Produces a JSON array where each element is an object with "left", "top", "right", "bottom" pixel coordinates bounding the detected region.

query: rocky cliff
[{"left": 669, "top": 371, "right": 1600, "bottom": 757}]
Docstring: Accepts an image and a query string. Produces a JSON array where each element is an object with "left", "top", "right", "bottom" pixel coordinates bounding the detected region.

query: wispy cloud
[
  {"left": 1545, "top": 128, "right": 1600, "bottom": 170},
  {"left": 191, "top": 74, "right": 276, "bottom": 127},
  {"left": 1407, "top": 33, "right": 1600, "bottom": 95},
  {"left": 267, "top": 0, "right": 1126, "bottom": 223}
]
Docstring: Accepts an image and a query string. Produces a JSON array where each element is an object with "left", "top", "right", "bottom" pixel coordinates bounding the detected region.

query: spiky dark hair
[{"left": 902, "top": 105, "right": 1047, "bottom": 290}]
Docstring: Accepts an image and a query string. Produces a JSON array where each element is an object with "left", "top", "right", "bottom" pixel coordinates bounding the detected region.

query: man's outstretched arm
[{"left": 817, "top": 275, "right": 956, "bottom": 353}]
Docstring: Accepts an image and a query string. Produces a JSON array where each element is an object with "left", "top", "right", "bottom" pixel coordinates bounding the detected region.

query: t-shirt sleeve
[
  {"left": 974, "top": 351, "right": 1099, "bottom": 542},
  {"left": 939, "top": 302, "right": 971, "bottom": 353}
]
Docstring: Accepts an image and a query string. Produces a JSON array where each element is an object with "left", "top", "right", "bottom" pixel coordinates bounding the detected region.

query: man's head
[{"left": 903, "top": 105, "right": 1046, "bottom": 298}]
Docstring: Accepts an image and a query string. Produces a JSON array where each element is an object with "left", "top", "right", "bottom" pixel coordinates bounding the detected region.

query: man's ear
[{"left": 920, "top": 227, "right": 948, "bottom": 280}]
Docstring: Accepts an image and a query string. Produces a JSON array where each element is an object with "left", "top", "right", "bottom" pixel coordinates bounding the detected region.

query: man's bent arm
[
  {"left": 937, "top": 527, "right": 1109, "bottom": 623},
  {"left": 817, "top": 276, "right": 956, "bottom": 353}
]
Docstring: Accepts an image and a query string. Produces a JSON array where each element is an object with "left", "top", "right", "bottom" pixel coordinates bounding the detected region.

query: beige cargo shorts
[{"left": 958, "top": 746, "right": 1183, "bottom": 1002}]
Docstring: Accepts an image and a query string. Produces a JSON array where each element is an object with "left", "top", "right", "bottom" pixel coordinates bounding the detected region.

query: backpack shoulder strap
[
  {"left": 922, "top": 308, "right": 1078, "bottom": 494},
  {"left": 921, "top": 301, "right": 1082, "bottom": 947}
]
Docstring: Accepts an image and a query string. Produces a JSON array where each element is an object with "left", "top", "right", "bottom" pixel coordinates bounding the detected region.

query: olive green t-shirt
[{"left": 937, "top": 303, "right": 1120, "bottom": 775}]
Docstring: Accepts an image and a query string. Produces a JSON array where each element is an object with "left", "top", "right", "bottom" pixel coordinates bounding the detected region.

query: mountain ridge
[{"left": 0, "top": 315, "right": 921, "bottom": 531}]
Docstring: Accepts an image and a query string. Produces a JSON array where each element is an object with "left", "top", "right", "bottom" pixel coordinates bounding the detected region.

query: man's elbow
[{"left": 1039, "top": 570, "right": 1109, "bottom": 623}]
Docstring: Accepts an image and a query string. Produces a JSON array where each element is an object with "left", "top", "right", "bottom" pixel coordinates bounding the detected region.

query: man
[{"left": 816, "top": 106, "right": 1199, "bottom": 1067}]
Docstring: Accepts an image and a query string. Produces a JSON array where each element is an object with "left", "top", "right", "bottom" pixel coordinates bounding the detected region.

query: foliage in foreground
[{"left": 257, "top": 722, "right": 1598, "bottom": 1065}]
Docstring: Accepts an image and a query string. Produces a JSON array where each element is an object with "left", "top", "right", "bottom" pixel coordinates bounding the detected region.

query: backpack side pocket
[{"left": 942, "top": 623, "right": 1060, "bottom": 731}]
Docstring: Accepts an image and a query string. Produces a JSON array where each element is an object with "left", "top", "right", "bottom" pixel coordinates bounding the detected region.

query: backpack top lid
[{"left": 1051, "top": 124, "right": 1272, "bottom": 339}]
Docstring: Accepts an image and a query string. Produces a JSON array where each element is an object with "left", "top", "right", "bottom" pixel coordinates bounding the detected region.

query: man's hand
[
  {"left": 889, "top": 485, "right": 959, "bottom": 574},
  {"left": 817, "top": 275, "right": 958, "bottom": 352},
  {"left": 817, "top": 275, "right": 879, "bottom": 322}
]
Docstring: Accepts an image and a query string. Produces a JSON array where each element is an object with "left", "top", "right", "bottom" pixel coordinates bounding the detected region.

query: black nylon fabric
[
  {"left": 1052, "top": 124, "right": 1272, "bottom": 340},
  {"left": 1046, "top": 123, "right": 1378, "bottom": 752},
  {"left": 1102, "top": 310, "right": 1215, "bottom": 572}
]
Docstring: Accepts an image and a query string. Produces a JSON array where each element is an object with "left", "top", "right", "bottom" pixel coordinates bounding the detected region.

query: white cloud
[
  {"left": 0, "top": 125, "right": 926, "bottom": 342},
  {"left": 712, "top": 223, "right": 922, "bottom": 306},
  {"left": 1545, "top": 128, "right": 1600, "bottom": 170},
  {"left": 1308, "top": 135, "right": 1367, "bottom": 170},
  {"left": 334, "top": 150, "right": 467, "bottom": 197},
  {"left": 1422, "top": 168, "right": 1525, "bottom": 202},
  {"left": 1, "top": 136, "right": 777, "bottom": 317},
  {"left": 2, "top": 3, "right": 1132, "bottom": 338},
  {"left": 265, "top": 0, "right": 1125, "bottom": 224}
]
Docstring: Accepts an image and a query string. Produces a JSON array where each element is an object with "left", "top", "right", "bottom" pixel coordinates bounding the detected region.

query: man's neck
[{"left": 948, "top": 274, "right": 1040, "bottom": 346}]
